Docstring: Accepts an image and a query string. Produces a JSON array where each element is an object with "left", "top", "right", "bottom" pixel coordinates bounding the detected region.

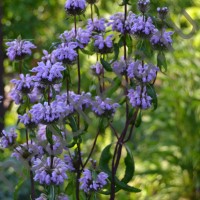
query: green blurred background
[{"left": 1, "top": 0, "right": 200, "bottom": 199}]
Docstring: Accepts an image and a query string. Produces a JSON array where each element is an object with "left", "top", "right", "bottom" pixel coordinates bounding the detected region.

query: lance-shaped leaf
[
  {"left": 147, "top": 84, "right": 158, "bottom": 110},
  {"left": 100, "top": 58, "right": 113, "bottom": 72}
]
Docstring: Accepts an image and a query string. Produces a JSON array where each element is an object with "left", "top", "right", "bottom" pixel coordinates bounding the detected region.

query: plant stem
[
  {"left": 29, "top": 161, "right": 35, "bottom": 200},
  {"left": 90, "top": 4, "right": 93, "bottom": 21},
  {"left": 110, "top": 3, "right": 129, "bottom": 199}
]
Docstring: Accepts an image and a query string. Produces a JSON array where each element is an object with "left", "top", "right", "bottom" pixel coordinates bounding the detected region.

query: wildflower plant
[{"left": 2, "top": 0, "right": 173, "bottom": 199}]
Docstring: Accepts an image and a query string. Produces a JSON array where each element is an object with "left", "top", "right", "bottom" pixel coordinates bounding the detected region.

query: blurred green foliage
[{"left": 1, "top": 0, "right": 200, "bottom": 199}]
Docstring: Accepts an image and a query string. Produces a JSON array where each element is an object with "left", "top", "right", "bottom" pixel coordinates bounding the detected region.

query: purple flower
[
  {"left": 60, "top": 29, "right": 75, "bottom": 43},
  {"left": 108, "top": 12, "right": 124, "bottom": 33},
  {"left": 150, "top": 30, "right": 173, "bottom": 50},
  {"left": 64, "top": 154, "right": 75, "bottom": 171},
  {"left": 31, "top": 60, "right": 65, "bottom": 84},
  {"left": 12, "top": 141, "right": 43, "bottom": 161},
  {"left": 127, "top": 60, "right": 159, "bottom": 82},
  {"left": 68, "top": 91, "right": 92, "bottom": 111},
  {"left": 76, "top": 28, "right": 91, "bottom": 48},
  {"left": 65, "top": 0, "right": 86, "bottom": 15},
  {"left": 41, "top": 50, "right": 57, "bottom": 64},
  {"left": 91, "top": 61, "right": 104, "bottom": 76},
  {"left": 87, "top": 18, "right": 106, "bottom": 33},
  {"left": 11, "top": 74, "right": 34, "bottom": 93},
  {"left": 125, "top": 11, "right": 137, "bottom": 33},
  {"left": 137, "top": 0, "right": 150, "bottom": 14},
  {"left": 0, "top": 96, "right": 2, "bottom": 103},
  {"left": 157, "top": 7, "right": 168, "bottom": 20},
  {"left": 35, "top": 194, "right": 47, "bottom": 200},
  {"left": 93, "top": 34, "right": 113, "bottom": 54},
  {"left": 108, "top": 11, "right": 136, "bottom": 34},
  {"left": 92, "top": 96, "right": 119, "bottom": 117},
  {"left": 79, "top": 169, "right": 108, "bottom": 193},
  {"left": 128, "top": 86, "right": 152, "bottom": 109},
  {"left": 112, "top": 57, "right": 129, "bottom": 75},
  {"left": 54, "top": 42, "right": 78, "bottom": 64},
  {"left": 33, "top": 157, "right": 68, "bottom": 185},
  {"left": 18, "top": 112, "right": 37, "bottom": 128},
  {"left": 0, "top": 128, "right": 17, "bottom": 148},
  {"left": 131, "top": 16, "right": 155, "bottom": 37},
  {"left": 30, "top": 100, "right": 73, "bottom": 124},
  {"left": 6, "top": 39, "right": 36, "bottom": 61},
  {"left": 9, "top": 74, "right": 35, "bottom": 104}
]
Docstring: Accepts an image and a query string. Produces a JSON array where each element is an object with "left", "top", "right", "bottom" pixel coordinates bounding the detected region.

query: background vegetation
[{"left": 1, "top": 0, "right": 200, "bottom": 199}]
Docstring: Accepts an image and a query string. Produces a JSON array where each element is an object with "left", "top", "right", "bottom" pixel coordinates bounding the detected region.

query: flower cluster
[
  {"left": 6, "top": 39, "right": 36, "bottom": 61},
  {"left": 131, "top": 16, "right": 155, "bottom": 37},
  {"left": 79, "top": 169, "right": 108, "bottom": 193},
  {"left": 93, "top": 35, "right": 113, "bottom": 54},
  {"left": 128, "top": 86, "right": 152, "bottom": 109},
  {"left": 12, "top": 141, "right": 43, "bottom": 161},
  {"left": 112, "top": 57, "right": 128, "bottom": 76},
  {"left": 137, "top": 0, "right": 150, "bottom": 14},
  {"left": 87, "top": 18, "right": 106, "bottom": 33},
  {"left": 92, "top": 96, "right": 119, "bottom": 117},
  {"left": 157, "top": 7, "right": 168, "bottom": 20},
  {"left": 65, "top": 0, "right": 86, "bottom": 15},
  {"left": 91, "top": 61, "right": 103, "bottom": 76},
  {"left": 30, "top": 100, "right": 73, "bottom": 124},
  {"left": 10, "top": 74, "right": 35, "bottom": 104},
  {"left": 31, "top": 60, "right": 65, "bottom": 84},
  {"left": 33, "top": 157, "right": 68, "bottom": 185},
  {"left": 0, "top": 128, "right": 17, "bottom": 148},
  {"left": 53, "top": 42, "right": 78, "bottom": 64},
  {"left": 127, "top": 60, "right": 159, "bottom": 82},
  {"left": 150, "top": 30, "right": 173, "bottom": 50}
]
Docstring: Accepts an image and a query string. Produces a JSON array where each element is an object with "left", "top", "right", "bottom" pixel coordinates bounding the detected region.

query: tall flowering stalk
[{"left": 1, "top": 0, "right": 173, "bottom": 199}]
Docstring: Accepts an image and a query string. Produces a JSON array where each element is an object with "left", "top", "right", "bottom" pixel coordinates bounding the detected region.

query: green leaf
[
  {"left": 147, "top": 84, "right": 158, "bottom": 110},
  {"left": 14, "top": 178, "right": 24, "bottom": 200},
  {"left": 126, "top": 35, "right": 133, "bottom": 55},
  {"left": 68, "top": 116, "right": 78, "bottom": 132},
  {"left": 80, "top": 48, "right": 94, "bottom": 55},
  {"left": 65, "top": 181, "right": 74, "bottom": 195},
  {"left": 115, "top": 177, "right": 141, "bottom": 193},
  {"left": 94, "top": 4, "right": 100, "bottom": 17},
  {"left": 135, "top": 109, "right": 142, "bottom": 127},
  {"left": 105, "top": 77, "right": 121, "bottom": 97},
  {"left": 157, "top": 51, "right": 167, "bottom": 71},
  {"left": 46, "top": 127, "right": 53, "bottom": 145},
  {"left": 48, "top": 185, "right": 55, "bottom": 200},
  {"left": 112, "top": 43, "right": 120, "bottom": 62},
  {"left": 121, "top": 146, "right": 135, "bottom": 183},
  {"left": 99, "top": 144, "right": 112, "bottom": 174},
  {"left": 100, "top": 58, "right": 112, "bottom": 72},
  {"left": 17, "top": 104, "right": 27, "bottom": 115}
]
